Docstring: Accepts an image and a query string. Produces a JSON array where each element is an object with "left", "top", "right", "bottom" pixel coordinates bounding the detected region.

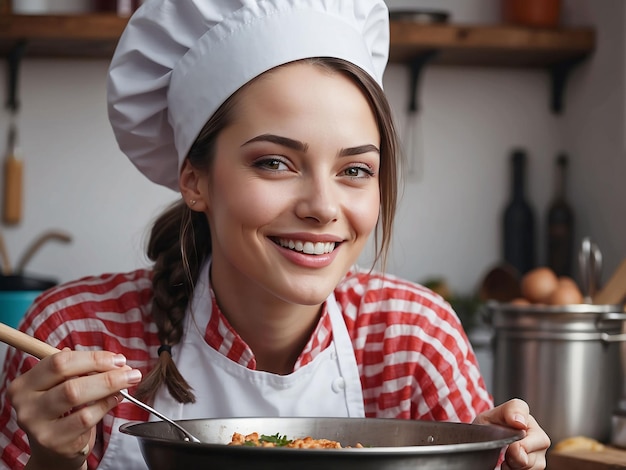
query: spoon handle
[
  {"left": 118, "top": 389, "right": 200, "bottom": 442},
  {"left": 0, "top": 322, "right": 58, "bottom": 358},
  {"left": 0, "top": 322, "right": 200, "bottom": 443}
]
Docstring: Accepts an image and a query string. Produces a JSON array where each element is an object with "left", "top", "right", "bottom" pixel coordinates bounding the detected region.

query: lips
[{"left": 276, "top": 238, "right": 336, "bottom": 255}]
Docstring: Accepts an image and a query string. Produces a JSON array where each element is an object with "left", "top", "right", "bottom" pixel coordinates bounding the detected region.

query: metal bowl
[{"left": 120, "top": 417, "right": 523, "bottom": 470}]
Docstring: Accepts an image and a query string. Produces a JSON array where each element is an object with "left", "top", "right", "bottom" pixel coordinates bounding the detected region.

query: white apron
[{"left": 97, "top": 263, "right": 364, "bottom": 469}]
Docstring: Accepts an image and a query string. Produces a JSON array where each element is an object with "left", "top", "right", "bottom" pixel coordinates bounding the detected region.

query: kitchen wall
[
  {"left": 0, "top": 1, "right": 623, "bottom": 304},
  {"left": 563, "top": 0, "right": 626, "bottom": 288}
]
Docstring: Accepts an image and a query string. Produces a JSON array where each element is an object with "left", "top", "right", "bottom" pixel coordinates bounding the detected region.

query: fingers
[
  {"left": 22, "top": 350, "right": 129, "bottom": 391},
  {"left": 473, "top": 398, "right": 530, "bottom": 430},
  {"left": 27, "top": 426, "right": 96, "bottom": 470},
  {"left": 503, "top": 413, "right": 551, "bottom": 470},
  {"left": 56, "top": 393, "right": 123, "bottom": 431},
  {"left": 474, "top": 400, "right": 550, "bottom": 470},
  {"left": 41, "top": 366, "right": 141, "bottom": 420},
  {"left": 9, "top": 350, "right": 141, "bottom": 419},
  {"left": 7, "top": 350, "right": 140, "bottom": 469},
  {"left": 504, "top": 443, "right": 547, "bottom": 470}
]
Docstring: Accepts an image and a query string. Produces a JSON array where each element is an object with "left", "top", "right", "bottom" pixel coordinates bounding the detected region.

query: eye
[
  {"left": 254, "top": 157, "right": 290, "bottom": 171},
  {"left": 341, "top": 165, "right": 375, "bottom": 178}
]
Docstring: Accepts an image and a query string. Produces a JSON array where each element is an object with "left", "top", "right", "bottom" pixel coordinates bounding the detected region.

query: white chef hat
[{"left": 107, "top": 0, "right": 390, "bottom": 190}]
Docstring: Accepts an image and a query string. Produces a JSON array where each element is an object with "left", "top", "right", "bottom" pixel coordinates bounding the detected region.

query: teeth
[{"left": 278, "top": 238, "right": 336, "bottom": 255}]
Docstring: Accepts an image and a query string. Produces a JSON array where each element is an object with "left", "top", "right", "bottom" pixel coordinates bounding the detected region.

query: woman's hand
[
  {"left": 8, "top": 349, "right": 142, "bottom": 470},
  {"left": 473, "top": 398, "right": 551, "bottom": 470}
]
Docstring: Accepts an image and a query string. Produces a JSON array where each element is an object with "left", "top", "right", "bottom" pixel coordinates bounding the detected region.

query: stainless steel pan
[
  {"left": 120, "top": 416, "right": 523, "bottom": 470},
  {"left": 0, "top": 322, "right": 522, "bottom": 469}
]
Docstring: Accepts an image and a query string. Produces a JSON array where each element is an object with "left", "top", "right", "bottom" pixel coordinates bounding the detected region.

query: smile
[{"left": 277, "top": 238, "right": 337, "bottom": 255}]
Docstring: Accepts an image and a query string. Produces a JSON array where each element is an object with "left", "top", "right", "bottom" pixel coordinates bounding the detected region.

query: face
[{"left": 184, "top": 62, "right": 381, "bottom": 308}]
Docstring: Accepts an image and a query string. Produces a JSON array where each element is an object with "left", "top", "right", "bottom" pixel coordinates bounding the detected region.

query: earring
[{"left": 189, "top": 199, "right": 197, "bottom": 206}]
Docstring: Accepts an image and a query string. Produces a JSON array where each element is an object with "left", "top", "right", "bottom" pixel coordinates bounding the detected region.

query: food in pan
[{"left": 228, "top": 432, "right": 363, "bottom": 449}]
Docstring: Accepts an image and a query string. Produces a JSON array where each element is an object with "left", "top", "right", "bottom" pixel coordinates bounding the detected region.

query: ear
[{"left": 179, "top": 158, "right": 208, "bottom": 212}]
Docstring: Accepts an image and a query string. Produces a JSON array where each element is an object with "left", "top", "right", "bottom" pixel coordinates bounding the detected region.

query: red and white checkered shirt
[{"left": 0, "top": 267, "right": 493, "bottom": 469}]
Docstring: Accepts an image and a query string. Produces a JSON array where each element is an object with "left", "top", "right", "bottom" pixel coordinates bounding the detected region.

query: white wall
[
  {"left": 563, "top": 0, "right": 626, "bottom": 287},
  {"left": 384, "top": 0, "right": 626, "bottom": 293},
  {"left": 382, "top": 64, "right": 561, "bottom": 293},
  {"left": 0, "top": 61, "right": 178, "bottom": 282},
  {"left": 0, "top": 1, "right": 623, "bottom": 300}
]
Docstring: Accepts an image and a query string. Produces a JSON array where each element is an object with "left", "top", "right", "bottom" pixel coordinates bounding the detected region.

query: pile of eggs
[{"left": 512, "top": 267, "right": 584, "bottom": 306}]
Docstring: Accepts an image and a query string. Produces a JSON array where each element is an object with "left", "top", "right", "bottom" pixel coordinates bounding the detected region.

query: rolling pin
[{"left": 3, "top": 123, "right": 23, "bottom": 225}]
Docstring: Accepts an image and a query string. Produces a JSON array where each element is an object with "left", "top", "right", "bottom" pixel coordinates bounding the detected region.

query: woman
[{"left": 0, "top": 1, "right": 549, "bottom": 469}]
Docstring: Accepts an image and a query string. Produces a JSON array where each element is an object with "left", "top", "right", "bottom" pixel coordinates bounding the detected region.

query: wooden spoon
[
  {"left": 594, "top": 258, "right": 626, "bottom": 306},
  {"left": 0, "top": 322, "right": 201, "bottom": 443}
]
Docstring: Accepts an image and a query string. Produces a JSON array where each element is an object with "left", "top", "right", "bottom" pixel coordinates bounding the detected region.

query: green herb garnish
[{"left": 258, "top": 433, "right": 293, "bottom": 447}]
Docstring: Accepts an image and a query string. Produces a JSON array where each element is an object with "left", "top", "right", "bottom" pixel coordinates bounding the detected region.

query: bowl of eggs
[{"left": 515, "top": 266, "right": 584, "bottom": 306}]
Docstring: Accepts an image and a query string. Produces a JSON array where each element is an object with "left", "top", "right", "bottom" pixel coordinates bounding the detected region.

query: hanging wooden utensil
[
  {"left": 3, "top": 42, "right": 26, "bottom": 226},
  {"left": 3, "top": 122, "right": 23, "bottom": 225},
  {"left": 0, "top": 229, "right": 11, "bottom": 275}
]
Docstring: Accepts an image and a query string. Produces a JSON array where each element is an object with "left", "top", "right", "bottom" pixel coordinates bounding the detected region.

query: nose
[{"left": 294, "top": 175, "right": 339, "bottom": 224}]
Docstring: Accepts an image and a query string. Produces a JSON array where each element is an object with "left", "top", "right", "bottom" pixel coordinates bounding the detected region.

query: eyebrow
[{"left": 242, "top": 134, "right": 380, "bottom": 156}]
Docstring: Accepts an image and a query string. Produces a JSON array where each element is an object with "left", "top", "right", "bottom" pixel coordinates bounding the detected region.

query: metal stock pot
[
  {"left": 486, "top": 301, "right": 626, "bottom": 445},
  {"left": 120, "top": 417, "right": 523, "bottom": 470}
]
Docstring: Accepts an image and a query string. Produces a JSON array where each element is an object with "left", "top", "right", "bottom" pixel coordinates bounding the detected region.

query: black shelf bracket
[
  {"left": 5, "top": 40, "right": 27, "bottom": 114},
  {"left": 550, "top": 56, "right": 586, "bottom": 114},
  {"left": 407, "top": 50, "right": 439, "bottom": 113}
]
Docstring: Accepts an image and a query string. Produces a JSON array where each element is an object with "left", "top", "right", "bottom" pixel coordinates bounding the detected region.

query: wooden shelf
[
  {"left": 0, "top": 14, "right": 596, "bottom": 66},
  {"left": 0, "top": 14, "right": 596, "bottom": 113},
  {"left": 0, "top": 14, "right": 128, "bottom": 58},
  {"left": 386, "top": 22, "right": 595, "bottom": 113},
  {"left": 389, "top": 22, "right": 595, "bottom": 68}
]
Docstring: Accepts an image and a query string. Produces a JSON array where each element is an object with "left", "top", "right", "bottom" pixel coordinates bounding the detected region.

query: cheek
[
  {"left": 209, "top": 176, "right": 284, "bottom": 226},
  {"left": 348, "top": 189, "right": 380, "bottom": 235}
]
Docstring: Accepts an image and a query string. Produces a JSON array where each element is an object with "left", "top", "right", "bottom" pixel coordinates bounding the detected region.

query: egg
[
  {"left": 510, "top": 297, "right": 531, "bottom": 306},
  {"left": 520, "top": 267, "right": 559, "bottom": 303},
  {"left": 547, "top": 276, "right": 583, "bottom": 305}
]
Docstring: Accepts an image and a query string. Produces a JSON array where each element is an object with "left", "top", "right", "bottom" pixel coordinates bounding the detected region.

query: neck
[{"left": 209, "top": 267, "right": 323, "bottom": 375}]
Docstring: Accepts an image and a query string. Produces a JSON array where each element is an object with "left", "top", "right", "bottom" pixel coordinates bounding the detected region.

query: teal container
[
  {"left": 0, "top": 275, "right": 57, "bottom": 329},
  {"left": 0, "top": 291, "right": 44, "bottom": 328}
]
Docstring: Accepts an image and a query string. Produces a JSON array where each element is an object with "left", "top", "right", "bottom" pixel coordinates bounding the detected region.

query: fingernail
[
  {"left": 113, "top": 354, "right": 127, "bottom": 367},
  {"left": 126, "top": 369, "right": 142, "bottom": 384},
  {"left": 514, "top": 414, "right": 527, "bottom": 426}
]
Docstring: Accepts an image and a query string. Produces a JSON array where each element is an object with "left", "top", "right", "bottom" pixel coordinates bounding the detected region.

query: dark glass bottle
[
  {"left": 503, "top": 149, "right": 535, "bottom": 275},
  {"left": 546, "top": 154, "right": 574, "bottom": 277},
  {"left": 96, "top": 0, "right": 141, "bottom": 16}
]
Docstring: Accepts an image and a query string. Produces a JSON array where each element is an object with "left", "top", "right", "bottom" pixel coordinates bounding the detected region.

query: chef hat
[{"left": 107, "top": 0, "right": 390, "bottom": 190}]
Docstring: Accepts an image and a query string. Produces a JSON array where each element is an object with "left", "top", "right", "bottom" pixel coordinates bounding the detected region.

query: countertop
[{"left": 547, "top": 446, "right": 626, "bottom": 469}]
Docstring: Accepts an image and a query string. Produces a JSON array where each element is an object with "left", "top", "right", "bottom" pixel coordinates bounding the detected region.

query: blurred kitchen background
[{"left": 0, "top": 0, "right": 624, "bottom": 389}]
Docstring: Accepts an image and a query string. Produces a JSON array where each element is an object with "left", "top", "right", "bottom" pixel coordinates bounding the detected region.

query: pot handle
[
  {"left": 596, "top": 311, "right": 626, "bottom": 329},
  {"left": 599, "top": 312, "right": 626, "bottom": 321},
  {"left": 599, "top": 312, "right": 626, "bottom": 342},
  {"left": 601, "top": 332, "right": 626, "bottom": 343},
  {"left": 596, "top": 312, "right": 626, "bottom": 342}
]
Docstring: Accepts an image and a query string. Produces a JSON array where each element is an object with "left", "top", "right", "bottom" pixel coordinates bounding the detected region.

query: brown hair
[{"left": 135, "top": 58, "right": 399, "bottom": 404}]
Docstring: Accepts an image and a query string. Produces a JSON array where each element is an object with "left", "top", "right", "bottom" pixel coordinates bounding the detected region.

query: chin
[{"left": 279, "top": 284, "right": 337, "bottom": 306}]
